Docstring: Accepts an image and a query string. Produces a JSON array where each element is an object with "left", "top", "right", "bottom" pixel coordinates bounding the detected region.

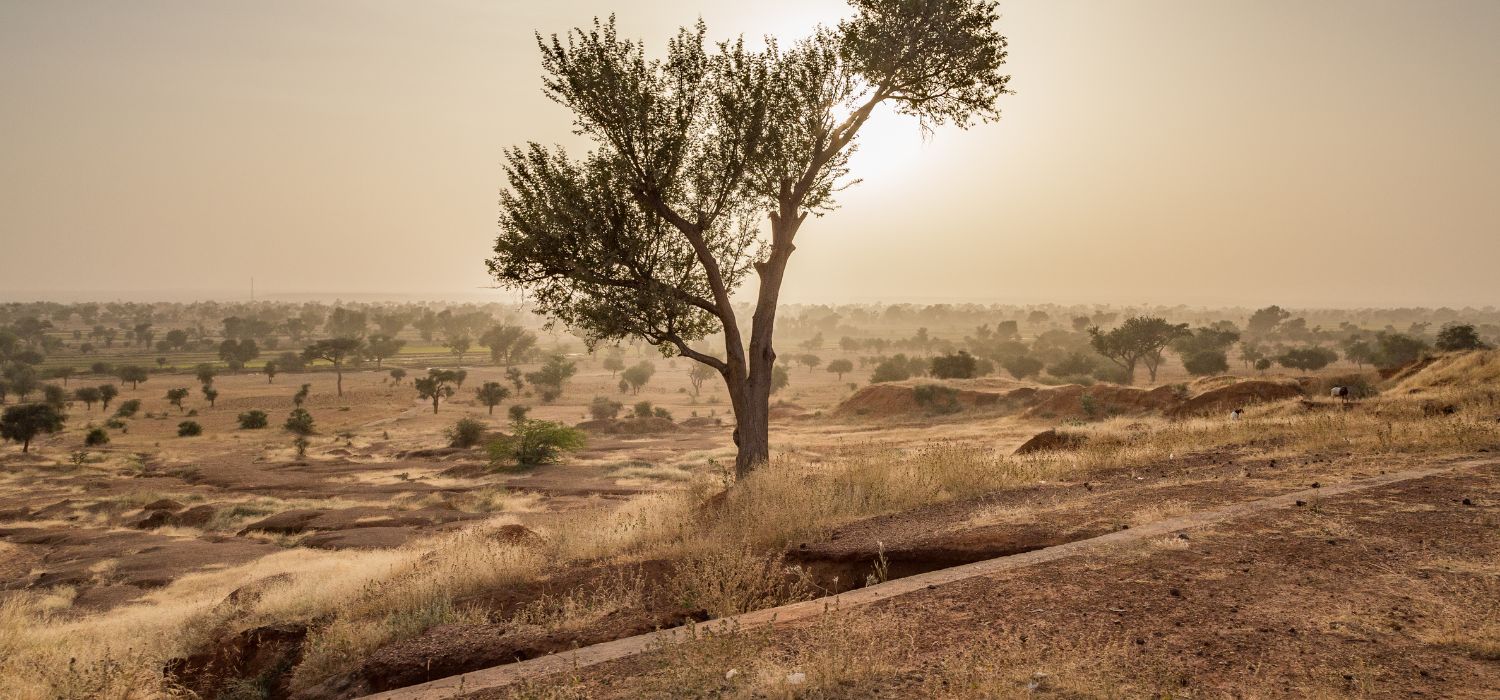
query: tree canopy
[{"left": 487, "top": 0, "right": 1009, "bottom": 477}]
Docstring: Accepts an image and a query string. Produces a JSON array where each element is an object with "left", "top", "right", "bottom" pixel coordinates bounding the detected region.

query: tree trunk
[{"left": 335, "top": 362, "right": 343, "bottom": 397}]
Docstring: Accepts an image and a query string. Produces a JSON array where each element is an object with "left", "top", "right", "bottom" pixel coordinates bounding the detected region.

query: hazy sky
[{"left": 2, "top": 1, "right": 1497, "bottom": 307}]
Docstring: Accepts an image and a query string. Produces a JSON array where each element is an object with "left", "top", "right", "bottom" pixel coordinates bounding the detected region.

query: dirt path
[{"left": 361, "top": 458, "right": 1492, "bottom": 700}]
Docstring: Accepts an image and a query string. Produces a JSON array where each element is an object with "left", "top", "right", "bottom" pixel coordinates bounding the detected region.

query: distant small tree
[
  {"left": 238, "top": 409, "right": 269, "bottom": 429},
  {"left": 508, "top": 404, "right": 530, "bottom": 422},
  {"left": 302, "top": 338, "right": 364, "bottom": 397},
  {"left": 825, "top": 359, "right": 854, "bottom": 380},
  {"left": 218, "top": 338, "right": 260, "bottom": 371},
  {"left": 364, "top": 334, "right": 407, "bottom": 368},
  {"left": 589, "top": 396, "right": 623, "bottom": 420},
  {"left": 166, "top": 387, "right": 190, "bottom": 412},
  {"left": 797, "top": 354, "right": 822, "bottom": 372},
  {"left": 176, "top": 421, "right": 202, "bottom": 437},
  {"left": 1246, "top": 305, "right": 1292, "bottom": 336},
  {"left": 448, "top": 417, "right": 487, "bottom": 448},
  {"left": 1275, "top": 346, "right": 1338, "bottom": 372},
  {"left": 49, "top": 367, "right": 75, "bottom": 386},
  {"left": 1182, "top": 349, "right": 1230, "bottom": 376},
  {"left": 284, "top": 407, "right": 316, "bottom": 435},
  {"left": 42, "top": 384, "right": 67, "bottom": 409},
  {"left": 487, "top": 419, "right": 585, "bottom": 468},
  {"left": 1254, "top": 357, "right": 1272, "bottom": 374},
  {"left": 1435, "top": 323, "right": 1489, "bottom": 352},
  {"left": 475, "top": 381, "right": 511, "bottom": 415},
  {"left": 262, "top": 360, "right": 279, "bottom": 384},
  {"left": 2, "top": 403, "right": 65, "bottom": 452},
  {"left": 284, "top": 408, "right": 316, "bottom": 458},
  {"left": 114, "top": 399, "right": 142, "bottom": 418},
  {"left": 1000, "top": 354, "right": 1043, "bottom": 380},
  {"left": 525, "top": 355, "right": 577, "bottom": 402},
  {"left": 478, "top": 324, "right": 538, "bottom": 368},
  {"left": 1071, "top": 316, "right": 1091, "bottom": 332},
  {"left": 453, "top": 369, "right": 469, "bottom": 390},
  {"left": 84, "top": 427, "right": 110, "bottom": 447},
  {"left": 97, "top": 384, "right": 118, "bottom": 411},
  {"left": 201, "top": 385, "right": 219, "bottom": 408},
  {"left": 445, "top": 336, "right": 473, "bottom": 364},
  {"left": 1046, "top": 353, "right": 1096, "bottom": 378},
  {"left": 505, "top": 367, "right": 524, "bottom": 393},
  {"left": 73, "top": 386, "right": 102, "bottom": 410},
  {"left": 414, "top": 369, "right": 460, "bottom": 413},
  {"left": 388, "top": 368, "right": 407, "bottom": 386},
  {"left": 689, "top": 363, "right": 717, "bottom": 397},
  {"left": 870, "top": 355, "right": 914, "bottom": 383},
  {"left": 1374, "top": 333, "right": 1429, "bottom": 369},
  {"left": 771, "top": 365, "right": 790, "bottom": 394},
  {"left": 293, "top": 383, "right": 311, "bottom": 407},
  {"left": 602, "top": 355, "right": 626, "bottom": 377},
  {"left": 632, "top": 400, "right": 654, "bottom": 418},
  {"left": 117, "top": 365, "right": 149, "bottom": 390},
  {"left": 932, "top": 351, "right": 980, "bottom": 379},
  {"left": 1088, "top": 317, "right": 1189, "bottom": 385},
  {"left": 195, "top": 364, "right": 217, "bottom": 386},
  {"left": 621, "top": 361, "right": 656, "bottom": 395}
]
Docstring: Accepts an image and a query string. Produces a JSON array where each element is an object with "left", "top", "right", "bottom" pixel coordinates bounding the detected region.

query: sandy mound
[
  {"left": 1013, "top": 429, "right": 1088, "bottom": 455},
  {"left": 1022, "top": 384, "right": 1181, "bottom": 420},
  {"left": 1389, "top": 350, "right": 1500, "bottom": 392},
  {"left": 834, "top": 379, "right": 1031, "bottom": 419},
  {"left": 1165, "top": 380, "right": 1304, "bottom": 418}
]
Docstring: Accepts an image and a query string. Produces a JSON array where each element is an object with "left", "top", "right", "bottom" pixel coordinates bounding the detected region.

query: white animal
[
  {"left": 1230, "top": 408, "right": 1244, "bottom": 421},
  {"left": 1331, "top": 386, "right": 1351, "bottom": 403}
]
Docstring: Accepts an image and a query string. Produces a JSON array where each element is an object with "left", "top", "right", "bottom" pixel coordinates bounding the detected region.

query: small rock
[
  {"left": 725, "top": 669, "right": 739, "bottom": 681},
  {"left": 785, "top": 672, "right": 806, "bottom": 686}
]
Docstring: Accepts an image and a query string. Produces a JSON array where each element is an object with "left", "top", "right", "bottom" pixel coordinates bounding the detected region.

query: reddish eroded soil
[{"left": 474, "top": 465, "right": 1500, "bottom": 699}]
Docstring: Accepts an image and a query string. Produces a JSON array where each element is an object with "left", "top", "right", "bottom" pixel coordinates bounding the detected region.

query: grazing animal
[
  {"left": 1331, "top": 386, "right": 1351, "bottom": 403},
  {"left": 1229, "top": 408, "right": 1244, "bottom": 421}
]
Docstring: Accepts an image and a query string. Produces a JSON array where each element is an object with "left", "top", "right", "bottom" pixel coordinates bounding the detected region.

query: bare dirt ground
[
  {"left": 3, "top": 350, "right": 1498, "bottom": 699},
  {"left": 471, "top": 464, "right": 1500, "bottom": 699}
]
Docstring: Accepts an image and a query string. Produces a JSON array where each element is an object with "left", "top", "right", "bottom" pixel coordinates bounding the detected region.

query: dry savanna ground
[{"left": 2, "top": 348, "right": 1499, "bottom": 699}]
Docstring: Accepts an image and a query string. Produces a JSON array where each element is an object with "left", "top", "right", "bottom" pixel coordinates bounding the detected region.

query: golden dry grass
[{"left": 3, "top": 351, "right": 1498, "bottom": 697}]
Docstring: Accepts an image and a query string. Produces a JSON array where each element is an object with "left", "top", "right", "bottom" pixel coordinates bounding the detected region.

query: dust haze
[{"left": 2, "top": 2, "right": 1499, "bottom": 699}]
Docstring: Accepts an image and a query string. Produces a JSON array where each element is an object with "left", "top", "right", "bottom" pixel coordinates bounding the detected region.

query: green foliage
[
  {"left": 508, "top": 404, "right": 530, "bottom": 422},
  {"left": 1435, "top": 323, "right": 1488, "bottom": 352},
  {"left": 486, "top": 419, "right": 585, "bottom": 469},
  {"left": 1000, "top": 354, "right": 1043, "bottom": 380},
  {"left": 165, "top": 387, "right": 190, "bottom": 412},
  {"left": 114, "top": 399, "right": 141, "bottom": 418},
  {"left": 1, "top": 403, "right": 66, "bottom": 452},
  {"left": 1374, "top": 333, "right": 1428, "bottom": 369},
  {"left": 283, "top": 408, "right": 316, "bottom": 436},
  {"left": 479, "top": 324, "right": 537, "bottom": 367},
  {"left": 1182, "top": 349, "right": 1230, "bottom": 376},
  {"left": 474, "top": 381, "right": 511, "bottom": 414},
  {"left": 1088, "top": 317, "right": 1189, "bottom": 384},
  {"left": 632, "top": 400, "right": 654, "bottom": 419},
  {"left": 825, "top": 358, "right": 854, "bottom": 379},
  {"left": 116, "top": 365, "right": 149, "bottom": 389},
  {"left": 388, "top": 368, "right": 407, "bottom": 385},
  {"left": 448, "top": 417, "right": 488, "bottom": 448},
  {"left": 176, "top": 420, "right": 202, "bottom": 437},
  {"left": 1046, "top": 352, "right": 1096, "bottom": 378},
  {"left": 201, "top": 385, "right": 219, "bottom": 407},
  {"left": 414, "top": 369, "right": 461, "bottom": 413},
  {"left": 870, "top": 354, "right": 917, "bottom": 383},
  {"left": 1254, "top": 357, "right": 1273, "bottom": 373},
  {"left": 237, "top": 410, "right": 269, "bottom": 429},
  {"left": 84, "top": 427, "right": 110, "bottom": 447},
  {"left": 931, "top": 350, "right": 980, "bottom": 379},
  {"left": 365, "top": 334, "right": 407, "bottom": 366},
  {"left": 589, "top": 396, "right": 623, "bottom": 420},
  {"left": 621, "top": 361, "right": 656, "bottom": 395},
  {"left": 771, "top": 365, "right": 790, "bottom": 394},
  {"left": 525, "top": 355, "right": 577, "bottom": 402},
  {"left": 97, "top": 383, "right": 118, "bottom": 410},
  {"left": 73, "top": 386, "right": 102, "bottom": 410},
  {"left": 1246, "top": 305, "right": 1292, "bottom": 336},
  {"left": 1275, "top": 346, "right": 1339, "bottom": 372}
]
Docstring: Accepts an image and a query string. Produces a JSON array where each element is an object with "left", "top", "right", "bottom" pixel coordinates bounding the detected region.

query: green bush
[
  {"left": 633, "top": 401, "right": 654, "bottom": 419},
  {"left": 448, "top": 417, "right": 487, "bottom": 448},
  {"left": 589, "top": 396, "right": 623, "bottom": 420},
  {"left": 176, "top": 421, "right": 203, "bottom": 437},
  {"left": 487, "top": 419, "right": 585, "bottom": 469},
  {"left": 84, "top": 428, "right": 110, "bottom": 447},
  {"left": 237, "top": 410, "right": 269, "bottom": 430},
  {"left": 114, "top": 399, "right": 142, "bottom": 418},
  {"left": 1182, "top": 349, "right": 1229, "bottom": 376}
]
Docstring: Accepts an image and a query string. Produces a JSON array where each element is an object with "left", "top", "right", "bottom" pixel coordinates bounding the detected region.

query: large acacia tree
[{"left": 489, "top": 0, "right": 1009, "bottom": 478}]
